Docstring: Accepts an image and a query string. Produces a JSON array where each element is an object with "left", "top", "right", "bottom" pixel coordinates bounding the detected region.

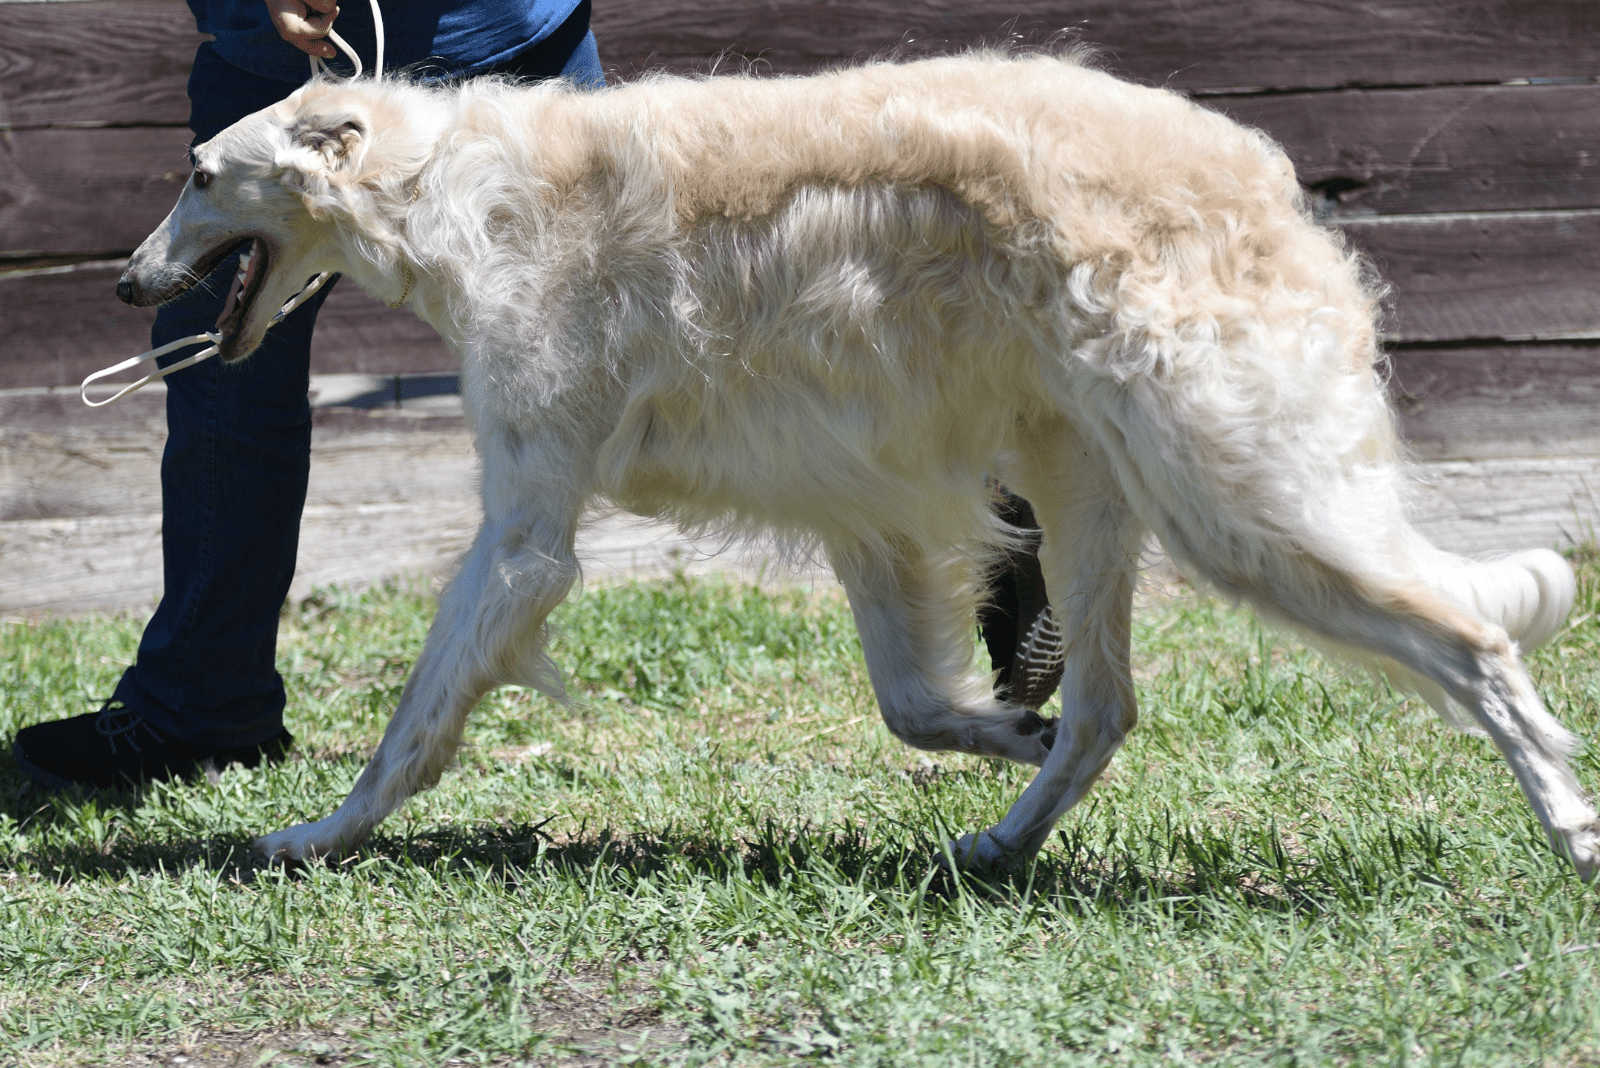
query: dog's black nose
[{"left": 116, "top": 276, "right": 136, "bottom": 305}]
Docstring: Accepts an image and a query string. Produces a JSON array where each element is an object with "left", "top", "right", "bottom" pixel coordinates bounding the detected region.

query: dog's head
[{"left": 119, "top": 79, "right": 431, "bottom": 362}]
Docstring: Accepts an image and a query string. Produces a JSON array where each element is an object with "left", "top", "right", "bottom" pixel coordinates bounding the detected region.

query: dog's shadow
[{"left": 4, "top": 772, "right": 1442, "bottom": 920}]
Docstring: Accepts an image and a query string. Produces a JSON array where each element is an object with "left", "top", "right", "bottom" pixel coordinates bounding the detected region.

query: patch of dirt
[{"left": 58, "top": 970, "right": 689, "bottom": 1068}]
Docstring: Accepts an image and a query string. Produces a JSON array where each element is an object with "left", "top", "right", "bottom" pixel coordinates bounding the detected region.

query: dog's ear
[
  {"left": 293, "top": 117, "right": 367, "bottom": 168},
  {"left": 279, "top": 104, "right": 374, "bottom": 212}
]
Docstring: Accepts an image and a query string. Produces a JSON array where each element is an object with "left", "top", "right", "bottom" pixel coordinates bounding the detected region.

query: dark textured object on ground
[{"left": 980, "top": 493, "right": 1065, "bottom": 712}]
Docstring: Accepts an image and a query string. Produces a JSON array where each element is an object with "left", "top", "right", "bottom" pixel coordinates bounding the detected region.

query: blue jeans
[{"left": 113, "top": 18, "right": 603, "bottom": 748}]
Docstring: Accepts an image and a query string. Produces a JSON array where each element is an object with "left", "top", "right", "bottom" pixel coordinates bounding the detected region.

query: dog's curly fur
[{"left": 119, "top": 51, "right": 1593, "bottom": 874}]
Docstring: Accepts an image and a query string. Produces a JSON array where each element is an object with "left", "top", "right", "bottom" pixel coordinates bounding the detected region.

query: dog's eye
[{"left": 192, "top": 169, "right": 213, "bottom": 190}]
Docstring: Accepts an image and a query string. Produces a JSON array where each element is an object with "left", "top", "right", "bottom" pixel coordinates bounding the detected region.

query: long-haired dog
[{"left": 117, "top": 52, "right": 1593, "bottom": 875}]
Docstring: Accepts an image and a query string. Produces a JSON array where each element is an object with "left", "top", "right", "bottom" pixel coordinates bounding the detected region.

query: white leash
[
  {"left": 310, "top": 0, "right": 385, "bottom": 81},
  {"left": 81, "top": 0, "right": 387, "bottom": 408},
  {"left": 79, "top": 273, "right": 337, "bottom": 407}
]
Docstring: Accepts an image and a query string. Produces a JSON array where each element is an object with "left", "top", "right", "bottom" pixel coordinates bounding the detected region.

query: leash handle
[
  {"left": 310, "top": 28, "right": 363, "bottom": 78},
  {"left": 309, "top": 0, "right": 385, "bottom": 79},
  {"left": 80, "top": 333, "right": 220, "bottom": 408},
  {"left": 80, "top": 272, "right": 335, "bottom": 407}
]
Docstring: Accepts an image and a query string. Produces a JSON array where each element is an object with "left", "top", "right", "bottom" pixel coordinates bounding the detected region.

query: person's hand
[{"left": 266, "top": 0, "right": 341, "bottom": 59}]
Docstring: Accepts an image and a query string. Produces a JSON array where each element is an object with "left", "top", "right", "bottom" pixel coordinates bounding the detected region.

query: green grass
[{"left": 3, "top": 555, "right": 1600, "bottom": 1066}]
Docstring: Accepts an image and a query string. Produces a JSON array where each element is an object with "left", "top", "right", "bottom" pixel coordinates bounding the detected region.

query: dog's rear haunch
[{"left": 119, "top": 52, "right": 1593, "bottom": 876}]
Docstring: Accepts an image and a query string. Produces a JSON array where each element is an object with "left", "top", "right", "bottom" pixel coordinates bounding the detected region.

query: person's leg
[
  {"left": 115, "top": 273, "right": 338, "bottom": 749},
  {"left": 14, "top": 25, "right": 608, "bottom": 789},
  {"left": 13, "top": 44, "right": 325, "bottom": 787}
]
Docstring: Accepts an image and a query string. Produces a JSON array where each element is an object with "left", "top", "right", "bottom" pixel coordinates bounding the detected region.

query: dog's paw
[
  {"left": 946, "top": 831, "right": 1027, "bottom": 871},
  {"left": 1012, "top": 709, "right": 1058, "bottom": 749},
  {"left": 255, "top": 817, "right": 354, "bottom": 864},
  {"left": 1559, "top": 823, "right": 1600, "bottom": 883},
  {"left": 1008, "top": 709, "right": 1058, "bottom": 764}
]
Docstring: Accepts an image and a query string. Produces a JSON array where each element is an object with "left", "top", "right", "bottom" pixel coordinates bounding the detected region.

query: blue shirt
[{"left": 188, "top": 0, "right": 585, "bottom": 82}]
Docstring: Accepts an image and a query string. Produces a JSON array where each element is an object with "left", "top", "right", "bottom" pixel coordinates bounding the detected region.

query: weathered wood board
[
  {"left": 0, "top": 262, "right": 452, "bottom": 390},
  {"left": 8, "top": 0, "right": 1597, "bottom": 132},
  {"left": 1343, "top": 211, "right": 1600, "bottom": 343},
  {"left": 11, "top": 349, "right": 1599, "bottom": 521},
  {"left": 4, "top": 0, "right": 1599, "bottom": 613},
  {"left": 1406, "top": 459, "right": 1600, "bottom": 552},
  {"left": 5, "top": 446, "right": 1592, "bottom": 616},
  {"left": 1388, "top": 345, "right": 1600, "bottom": 461},
  {"left": 0, "top": 0, "right": 198, "bottom": 129},
  {"left": 4, "top": 363, "right": 1596, "bottom": 615},
  {"left": 590, "top": 0, "right": 1600, "bottom": 89},
  {"left": 0, "top": 127, "right": 193, "bottom": 257},
  {"left": 7, "top": 82, "right": 1598, "bottom": 258},
  {"left": 6, "top": 80, "right": 1593, "bottom": 259},
  {"left": 1215, "top": 84, "right": 1600, "bottom": 218},
  {"left": 7, "top": 2, "right": 1599, "bottom": 374},
  {"left": 1, "top": 502, "right": 832, "bottom": 617}
]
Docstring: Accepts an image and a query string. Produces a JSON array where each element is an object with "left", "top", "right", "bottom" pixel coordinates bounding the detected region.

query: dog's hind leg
[
  {"left": 1241, "top": 561, "right": 1599, "bottom": 877},
  {"left": 830, "top": 541, "right": 1059, "bottom": 769},
  {"left": 1225, "top": 558, "right": 1597, "bottom": 877},
  {"left": 1083, "top": 378, "right": 1600, "bottom": 878},
  {"left": 257, "top": 483, "right": 584, "bottom": 862},
  {"left": 953, "top": 420, "right": 1148, "bottom": 867}
]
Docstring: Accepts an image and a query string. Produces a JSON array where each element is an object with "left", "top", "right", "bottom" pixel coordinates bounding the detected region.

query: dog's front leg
[
  {"left": 257, "top": 492, "right": 583, "bottom": 863},
  {"left": 950, "top": 558, "right": 1139, "bottom": 868}
]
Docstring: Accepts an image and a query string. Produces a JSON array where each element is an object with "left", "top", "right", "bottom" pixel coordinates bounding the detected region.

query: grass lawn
[{"left": 3, "top": 552, "right": 1600, "bottom": 1066}]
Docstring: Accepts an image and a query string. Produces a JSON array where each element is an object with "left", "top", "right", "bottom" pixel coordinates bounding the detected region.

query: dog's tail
[
  {"left": 1428, "top": 547, "right": 1576, "bottom": 652},
  {"left": 1384, "top": 546, "right": 1576, "bottom": 733}
]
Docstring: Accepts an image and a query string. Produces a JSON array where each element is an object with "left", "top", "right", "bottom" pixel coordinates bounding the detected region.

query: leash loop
[
  {"left": 80, "top": 334, "right": 220, "bottom": 408},
  {"left": 77, "top": 270, "right": 339, "bottom": 407}
]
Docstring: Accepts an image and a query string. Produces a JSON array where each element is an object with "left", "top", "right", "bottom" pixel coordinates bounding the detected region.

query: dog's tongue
[{"left": 216, "top": 241, "right": 259, "bottom": 329}]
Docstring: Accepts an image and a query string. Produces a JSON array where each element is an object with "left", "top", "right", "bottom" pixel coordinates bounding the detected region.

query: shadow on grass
[
  {"left": 1, "top": 727, "right": 1468, "bottom": 920},
  {"left": 10, "top": 790, "right": 1465, "bottom": 923},
  {"left": 0, "top": 744, "right": 309, "bottom": 880}
]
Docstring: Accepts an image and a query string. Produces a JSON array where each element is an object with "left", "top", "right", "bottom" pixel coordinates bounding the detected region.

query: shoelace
[
  {"left": 80, "top": 0, "right": 388, "bottom": 408},
  {"left": 93, "top": 700, "right": 166, "bottom": 756}
]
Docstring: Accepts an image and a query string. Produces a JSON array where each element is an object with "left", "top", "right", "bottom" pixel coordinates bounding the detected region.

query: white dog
[{"left": 116, "top": 51, "right": 1594, "bottom": 875}]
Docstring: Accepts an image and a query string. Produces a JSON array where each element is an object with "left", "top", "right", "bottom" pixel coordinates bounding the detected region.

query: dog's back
[{"left": 383, "top": 55, "right": 1377, "bottom": 560}]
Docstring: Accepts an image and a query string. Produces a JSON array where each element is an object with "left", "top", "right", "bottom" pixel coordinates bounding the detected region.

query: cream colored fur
[{"left": 118, "top": 51, "right": 1592, "bottom": 875}]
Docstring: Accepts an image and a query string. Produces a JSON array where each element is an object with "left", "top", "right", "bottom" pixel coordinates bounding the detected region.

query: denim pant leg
[
  {"left": 110, "top": 45, "right": 327, "bottom": 748},
  {"left": 111, "top": 271, "right": 339, "bottom": 749}
]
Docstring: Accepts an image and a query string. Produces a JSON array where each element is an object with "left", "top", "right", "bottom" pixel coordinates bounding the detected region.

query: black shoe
[{"left": 11, "top": 700, "right": 293, "bottom": 791}]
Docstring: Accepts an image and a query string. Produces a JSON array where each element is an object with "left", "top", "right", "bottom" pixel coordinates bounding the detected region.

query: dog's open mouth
[{"left": 213, "top": 237, "right": 270, "bottom": 355}]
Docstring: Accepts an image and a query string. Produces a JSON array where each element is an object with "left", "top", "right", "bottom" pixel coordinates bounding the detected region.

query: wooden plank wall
[{"left": 3, "top": 0, "right": 1599, "bottom": 552}]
